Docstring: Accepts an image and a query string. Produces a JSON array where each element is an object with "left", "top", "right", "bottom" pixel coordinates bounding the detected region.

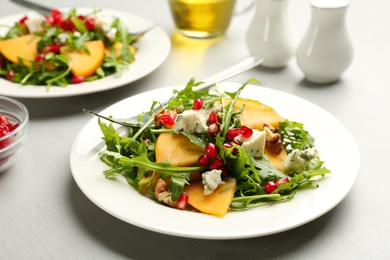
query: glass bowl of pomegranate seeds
[{"left": 0, "top": 96, "right": 29, "bottom": 172}]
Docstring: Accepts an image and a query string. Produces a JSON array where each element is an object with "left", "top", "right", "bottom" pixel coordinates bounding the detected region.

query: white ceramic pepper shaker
[
  {"left": 246, "top": 0, "right": 297, "bottom": 68},
  {"left": 296, "top": 0, "right": 353, "bottom": 84}
]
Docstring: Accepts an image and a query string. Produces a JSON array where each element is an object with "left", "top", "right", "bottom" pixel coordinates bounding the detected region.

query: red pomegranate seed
[
  {"left": 45, "top": 16, "right": 55, "bottom": 26},
  {"left": 208, "top": 112, "right": 221, "bottom": 124},
  {"left": 198, "top": 154, "right": 210, "bottom": 167},
  {"left": 276, "top": 177, "right": 289, "bottom": 186},
  {"left": 205, "top": 143, "right": 218, "bottom": 159},
  {"left": 264, "top": 181, "right": 278, "bottom": 194},
  {"left": 0, "top": 129, "right": 8, "bottom": 137},
  {"left": 51, "top": 10, "right": 62, "bottom": 22},
  {"left": 19, "top": 15, "right": 28, "bottom": 25},
  {"left": 176, "top": 192, "right": 188, "bottom": 210},
  {"left": 240, "top": 125, "right": 253, "bottom": 138},
  {"left": 44, "top": 44, "right": 60, "bottom": 54},
  {"left": 219, "top": 166, "right": 228, "bottom": 177},
  {"left": 0, "top": 115, "right": 9, "bottom": 125},
  {"left": 160, "top": 114, "right": 175, "bottom": 127},
  {"left": 226, "top": 128, "right": 240, "bottom": 140},
  {"left": 78, "top": 15, "right": 85, "bottom": 20},
  {"left": 72, "top": 75, "right": 84, "bottom": 84},
  {"left": 209, "top": 157, "right": 224, "bottom": 171},
  {"left": 56, "top": 16, "right": 67, "bottom": 28},
  {"left": 35, "top": 53, "right": 45, "bottom": 62},
  {"left": 0, "top": 125, "right": 8, "bottom": 133},
  {"left": 207, "top": 123, "right": 220, "bottom": 135},
  {"left": 6, "top": 70, "right": 14, "bottom": 81},
  {"left": 85, "top": 17, "right": 95, "bottom": 30},
  {"left": 6, "top": 123, "right": 18, "bottom": 132},
  {"left": 193, "top": 98, "right": 203, "bottom": 110}
]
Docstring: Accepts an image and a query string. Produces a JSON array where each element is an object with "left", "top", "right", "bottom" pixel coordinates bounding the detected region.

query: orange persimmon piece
[
  {"left": 233, "top": 98, "right": 285, "bottom": 130},
  {"left": 0, "top": 34, "right": 41, "bottom": 66},
  {"left": 184, "top": 178, "right": 237, "bottom": 217},
  {"left": 155, "top": 132, "right": 204, "bottom": 167},
  {"left": 60, "top": 40, "right": 105, "bottom": 77},
  {"left": 265, "top": 145, "right": 287, "bottom": 172}
]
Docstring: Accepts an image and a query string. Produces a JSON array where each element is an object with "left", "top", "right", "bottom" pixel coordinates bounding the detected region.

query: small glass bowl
[{"left": 0, "top": 96, "right": 29, "bottom": 172}]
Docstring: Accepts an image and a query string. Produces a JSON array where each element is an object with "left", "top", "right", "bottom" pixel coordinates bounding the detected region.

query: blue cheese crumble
[
  {"left": 202, "top": 169, "right": 224, "bottom": 195},
  {"left": 283, "top": 147, "right": 318, "bottom": 172},
  {"left": 174, "top": 109, "right": 209, "bottom": 134},
  {"left": 234, "top": 129, "right": 266, "bottom": 158}
]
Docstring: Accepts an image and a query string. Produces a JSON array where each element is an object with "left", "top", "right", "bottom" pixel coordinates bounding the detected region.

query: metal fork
[
  {"left": 83, "top": 55, "right": 264, "bottom": 126},
  {"left": 9, "top": 0, "right": 156, "bottom": 37}
]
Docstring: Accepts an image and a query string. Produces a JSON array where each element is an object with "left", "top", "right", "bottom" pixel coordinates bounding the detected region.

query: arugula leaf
[{"left": 278, "top": 120, "right": 315, "bottom": 153}]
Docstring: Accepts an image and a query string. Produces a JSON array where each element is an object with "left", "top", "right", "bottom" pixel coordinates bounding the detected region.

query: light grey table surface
[{"left": 1, "top": 0, "right": 389, "bottom": 259}]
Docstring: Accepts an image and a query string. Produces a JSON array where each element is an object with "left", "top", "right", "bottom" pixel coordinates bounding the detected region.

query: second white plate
[{"left": 0, "top": 8, "right": 171, "bottom": 98}]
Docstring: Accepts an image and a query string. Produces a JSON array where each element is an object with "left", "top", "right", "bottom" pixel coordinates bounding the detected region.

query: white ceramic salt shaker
[
  {"left": 296, "top": 0, "right": 353, "bottom": 84},
  {"left": 246, "top": 0, "right": 297, "bottom": 68}
]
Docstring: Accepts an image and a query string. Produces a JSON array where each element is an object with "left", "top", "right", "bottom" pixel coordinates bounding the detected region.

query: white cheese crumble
[
  {"left": 283, "top": 147, "right": 318, "bottom": 172},
  {"left": 174, "top": 109, "right": 210, "bottom": 134},
  {"left": 202, "top": 169, "right": 224, "bottom": 195},
  {"left": 25, "top": 15, "right": 45, "bottom": 33},
  {"left": 58, "top": 33, "right": 69, "bottom": 44},
  {"left": 234, "top": 129, "right": 266, "bottom": 158},
  {"left": 94, "top": 14, "right": 116, "bottom": 41}
]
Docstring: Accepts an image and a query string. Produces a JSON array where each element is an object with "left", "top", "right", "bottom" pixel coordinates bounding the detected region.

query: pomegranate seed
[
  {"left": 240, "top": 125, "right": 253, "bottom": 138},
  {"left": 176, "top": 192, "right": 188, "bottom": 210},
  {"left": 6, "top": 123, "right": 18, "bottom": 132},
  {"left": 56, "top": 16, "right": 67, "bottom": 28},
  {"left": 64, "top": 20, "right": 76, "bottom": 32},
  {"left": 208, "top": 112, "right": 220, "bottom": 124},
  {"left": 45, "top": 16, "right": 55, "bottom": 26},
  {"left": 0, "top": 129, "right": 8, "bottom": 137},
  {"left": 35, "top": 53, "right": 45, "bottom": 62},
  {"left": 85, "top": 17, "right": 95, "bottom": 30},
  {"left": 276, "top": 177, "right": 289, "bottom": 186},
  {"left": 193, "top": 98, "right": 203, "bottom": 110},
  {"left": 78, "top": 15, "right": 85, "bottom": 20},
  {"left": 0, "top": 115, "right": 9, "bottom": 125},
  {"left": 6, "top": 70, "right": 14, "bottom": 81},
  {"left": 44, "top": 44, "right": 60, "bottom": 53},
  {"left": 198, "top": 155, "right": 210, "bottom": 167},
  {"left": 209, "top": 157, "right": 224, "bottom": 171},
  {"left": 226, "top": 128, "right": 240, "bottom": 140},
  {"left": 264, "top": 181, "right": 278, "bottom": 194},
  {"left": 19, "top": 15, "right": 28, "bottom": 25},
  {"left": 223, "top": 142, "right": 232, "bottom": 149},
  {"left": 205, "top": 143, "right": 218, "bottom": 159},
  {"left": 219, "top": 166, "right": 228, "bottom": 177},
  {"left": 160, "top": 114, "right": 175, "bottom": 127},
  {"left": 72, "top": 75, "right": 84, "bottom": 84},
  {"left": 207, "top": 123, "right": 220, "bottom": 135},
  {"left": 51, "top": 10, "right": 62, "bottom": 22}
]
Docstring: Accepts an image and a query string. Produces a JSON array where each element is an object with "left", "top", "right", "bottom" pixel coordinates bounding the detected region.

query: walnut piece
[
  {"left": 154, "top": 178, "right": 176, "bottom": 208},
  {"left": 263, "top": 123, "right": 283, "bottom": 154}
]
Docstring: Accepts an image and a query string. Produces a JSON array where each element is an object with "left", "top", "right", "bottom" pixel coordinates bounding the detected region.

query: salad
[
  {"left": 0, "top": 8, "right": 140, "bottom": 89},
  {"left": 96, "top": 79, "right": 331, "bottom": 217}
]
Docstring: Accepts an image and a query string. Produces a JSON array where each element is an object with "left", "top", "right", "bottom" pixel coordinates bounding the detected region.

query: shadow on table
[{"left": 68, "top": 177, "right": 344, "bottom": 260}]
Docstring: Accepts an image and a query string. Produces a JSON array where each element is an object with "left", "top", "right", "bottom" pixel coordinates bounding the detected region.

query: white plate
[
  {"left": 0, "top": 8, "right": 171, "bottom": 98},
  {"left": 70, "top": 82, "right": 360, "bottom": 239}
]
